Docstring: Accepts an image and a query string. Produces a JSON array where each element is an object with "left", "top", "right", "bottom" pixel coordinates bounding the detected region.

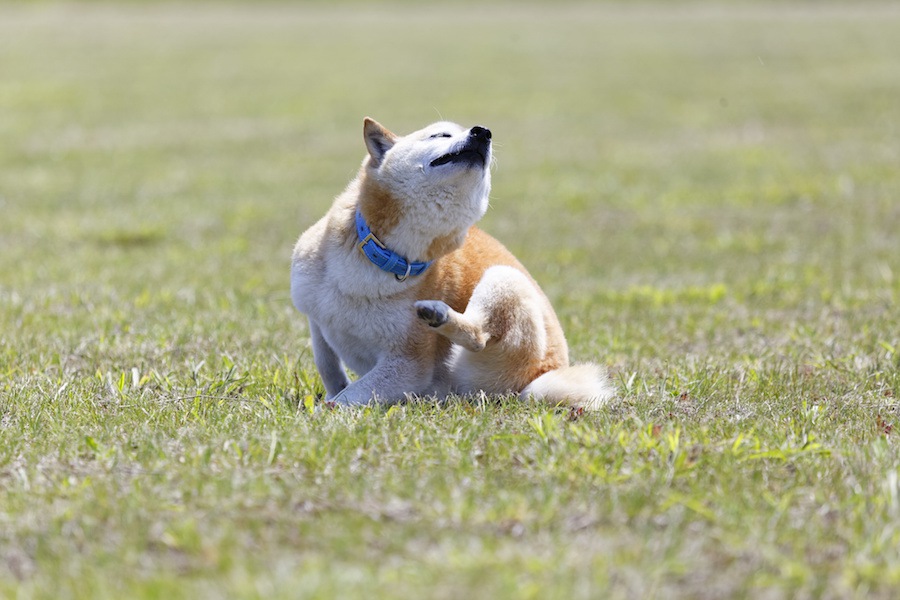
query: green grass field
[{"left": 2, "top": 2, "right": 900, "bottom": 598}]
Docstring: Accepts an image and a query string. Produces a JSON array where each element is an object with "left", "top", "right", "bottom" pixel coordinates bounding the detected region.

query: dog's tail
[{"left": 520, "top": 363, "right": 615, "bottom": 411}]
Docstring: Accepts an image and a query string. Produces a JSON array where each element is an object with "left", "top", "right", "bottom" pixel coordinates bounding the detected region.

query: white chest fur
[{"left": 291, "top": 242, "right": 418, "bottom": 376}]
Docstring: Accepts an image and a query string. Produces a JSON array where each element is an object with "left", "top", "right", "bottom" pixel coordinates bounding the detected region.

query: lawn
[{"left": 1, "top": 2, "right": 900, "bottom": 598}]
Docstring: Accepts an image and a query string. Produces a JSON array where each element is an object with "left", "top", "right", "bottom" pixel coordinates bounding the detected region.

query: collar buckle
[{"left": 357, "top": 231, "right": 386, "bottom": 254}]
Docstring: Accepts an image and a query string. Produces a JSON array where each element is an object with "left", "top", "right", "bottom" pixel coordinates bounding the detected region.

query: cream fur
[{"left": 290, "top": 118, "right": 614, "bottom": 409}]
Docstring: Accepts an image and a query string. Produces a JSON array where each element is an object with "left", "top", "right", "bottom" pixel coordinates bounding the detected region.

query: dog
[{"left": 290, "top": 118, "right": 614, "bottom": 409}]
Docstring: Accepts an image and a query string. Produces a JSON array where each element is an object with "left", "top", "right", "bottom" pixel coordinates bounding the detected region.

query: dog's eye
[{"left": 429, "top": 133, "right": 452, "bottom": 139}]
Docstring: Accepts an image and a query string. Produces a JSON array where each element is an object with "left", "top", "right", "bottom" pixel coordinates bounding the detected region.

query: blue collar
[{"left": 355, "top": 209, "right": 432, "bottom": 281}]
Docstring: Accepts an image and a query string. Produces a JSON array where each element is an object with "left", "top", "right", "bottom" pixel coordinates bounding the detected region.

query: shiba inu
[{"left": 290, "top": 118, "right": 614, "bottom": 409}]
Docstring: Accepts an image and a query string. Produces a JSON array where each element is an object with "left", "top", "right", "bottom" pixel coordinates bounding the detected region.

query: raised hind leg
[
  {"left": 415, "top": 265, "right": 563, "bottom": 394},
  {"left": 415, "top": 299, "right": 488, "bottom": 352}
]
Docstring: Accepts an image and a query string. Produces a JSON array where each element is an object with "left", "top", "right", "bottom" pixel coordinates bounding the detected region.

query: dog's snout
[{"left": 470, "top": 126, "right": 491, "bottom": 141}]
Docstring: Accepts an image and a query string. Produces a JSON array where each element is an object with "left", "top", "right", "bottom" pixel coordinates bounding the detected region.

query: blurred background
[{"left": 1, "top": 1, "right": 898, "bottom": 374}]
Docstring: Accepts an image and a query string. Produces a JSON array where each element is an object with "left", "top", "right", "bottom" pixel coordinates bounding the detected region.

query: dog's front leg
[
  {"left": 330, "top": 355, "right": 433, "bottom": 407},
  {"left": 308, "top": 319, "right": 351, "bottom": 399}
]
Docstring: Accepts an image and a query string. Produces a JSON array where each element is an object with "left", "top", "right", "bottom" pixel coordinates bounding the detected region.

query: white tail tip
[{"left": 520, "top": 363, "right": 615, "bottom": 410}]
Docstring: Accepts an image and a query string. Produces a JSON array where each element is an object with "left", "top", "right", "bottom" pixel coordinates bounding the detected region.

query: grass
[{"left": 2, "top": 2, "right": 900, "bottom": 598}]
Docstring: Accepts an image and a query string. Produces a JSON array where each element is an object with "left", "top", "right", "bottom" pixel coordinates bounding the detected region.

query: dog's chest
[
  {"left": 294, "top": 268, "right": 415, "bottom": 373},
  {"left": 326, "top": 297, "right": 413, "bottom": 373}
]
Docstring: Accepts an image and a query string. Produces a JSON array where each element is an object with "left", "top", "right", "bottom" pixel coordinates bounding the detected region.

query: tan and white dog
[{"left": 290, "top": 118, "right": 614, "bottom": 409}]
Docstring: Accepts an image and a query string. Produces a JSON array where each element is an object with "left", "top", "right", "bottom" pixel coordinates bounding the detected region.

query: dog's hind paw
[{"left": 415, "top": 300, "right": 450, "bottom": 327}]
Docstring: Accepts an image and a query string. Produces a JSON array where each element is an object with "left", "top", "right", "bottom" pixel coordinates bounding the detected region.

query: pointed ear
[{"left": 363, "top": 117, "right": 397, "bottom": 167}]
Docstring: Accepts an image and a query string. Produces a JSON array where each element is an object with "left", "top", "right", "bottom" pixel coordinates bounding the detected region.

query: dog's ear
[{"left": 363, "top": 117, "right": 397, "bottom": 167}]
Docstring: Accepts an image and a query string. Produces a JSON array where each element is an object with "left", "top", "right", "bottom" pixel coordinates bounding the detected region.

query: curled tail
[{"left": 520, "top": 363, "right": 615, "bottom": 410}]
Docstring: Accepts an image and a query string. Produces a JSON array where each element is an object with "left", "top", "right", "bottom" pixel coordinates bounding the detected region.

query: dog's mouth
[
  {"left": 429, "top": 126, "right": 491, "bottom": 169},
  {"left": 429, "top": 149, "right": 486, "bottom": 168}
]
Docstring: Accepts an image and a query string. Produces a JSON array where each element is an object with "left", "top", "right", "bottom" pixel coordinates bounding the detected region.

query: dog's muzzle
[{"left": 429, "top": 126, "right": 492, "bottom": 168}]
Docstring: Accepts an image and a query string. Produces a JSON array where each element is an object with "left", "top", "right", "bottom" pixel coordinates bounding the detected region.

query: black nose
[{"left": 470, "top": 126, "right": 491, "bottom": 141}]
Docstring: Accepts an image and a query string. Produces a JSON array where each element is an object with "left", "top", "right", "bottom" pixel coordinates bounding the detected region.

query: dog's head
[{"left": 357, "top": 118, "right": 492, "bottom": 261}]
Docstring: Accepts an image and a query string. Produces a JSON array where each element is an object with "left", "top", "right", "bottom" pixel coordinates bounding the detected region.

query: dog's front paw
[{"left": 415, "top": 300, "right": 450, "bottom": 327}]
